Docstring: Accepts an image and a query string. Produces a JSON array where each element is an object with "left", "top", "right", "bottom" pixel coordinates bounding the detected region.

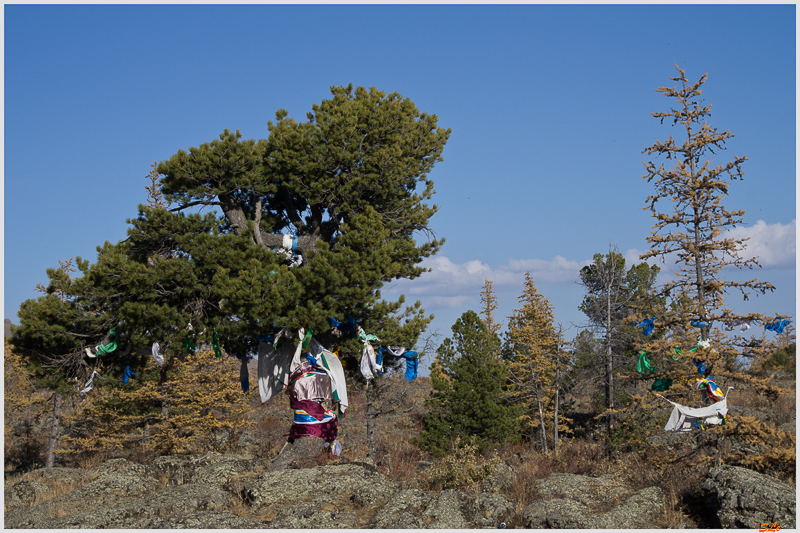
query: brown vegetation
[{"left": 5, "top": 336, "right": 795, "bottom": 529}]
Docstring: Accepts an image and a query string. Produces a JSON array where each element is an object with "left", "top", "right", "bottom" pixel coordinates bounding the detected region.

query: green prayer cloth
[
  {"left": 637, "top": 350, "right": 655, "bottom": 375},
  {"left": 301, "top": 329, "right": 313, "bottom": 352},
  {"left": 672, "top": 345, "right": 697, "bottom": 360},
  {"left": 358, "top": 330, "right": 379, "bottom": 342},
  {"left": 651, "top": 378, "right": 673, "bottom": 391},
  {"left": 95, "top": 328, "right": 119, "bottom": 355},
  {"left": 185, "top": 336, "right": 197, "bottom": 354},
  {"left": 212, "top": 328, "right": 222, "bottom": 358}
]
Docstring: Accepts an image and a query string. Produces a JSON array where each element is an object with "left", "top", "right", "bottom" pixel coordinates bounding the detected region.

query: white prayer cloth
[
  {"left": 724, "top": 320, "right": 753, "bottom": 332},
  {"left": 661, "top": 388, "right": 732, "bottom": 432},
  {"left": 309, "top": 339, "right": 349, "bottom": 416},
  {"left": 360, "top": 341, "right": 381, "bottom": 379},
  {"left": 324, "top": 439, "right": 342, "bottom": 457},
  {"left": 80, "top": 370, "right": 100, "bottom": 400},
  {"left": 151, "top": 342, "right": 165, "bottom": 366}
]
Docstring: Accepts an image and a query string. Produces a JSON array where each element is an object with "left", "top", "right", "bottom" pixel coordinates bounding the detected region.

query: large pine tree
[
  {"left": 418, "top": 310, "right": 520, "bottom": 458},
  {"left": 11, "top": 85, "right": 450, "bottom": 462}
]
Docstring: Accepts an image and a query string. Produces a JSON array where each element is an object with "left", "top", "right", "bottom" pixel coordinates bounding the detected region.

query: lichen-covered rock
[
  {"left": 371, "top": 488, "right": 432, "bottom": 528},
  {"left": 266, "top": 506, "right": 360, "bottom": 529},
  {"left": 470, "top": 492, "right": 515, "bottom": 528},
  {"left": 420, "top": 488, "right": 470, "bottom": 528},
  {"left": 13, "top": 482, "right": 233, "bottom": 529},
  {"left": 4, "top": 479, "right": 50, "bottom": 511},
  {"left": 246, "top": 462, "right": 398, "bottom": 513},
  {"left": 599, "top": 486, "right": 665, "bottom": 528},
  {"left": 91, "top": 457, "right": 149, "bottom": 478},
  {"left": 150, "top": 510, "right": 263, "bottom": 529},
  {"left": 147, "top": 451, "right": 266, "bottom": 487},
  {"left": 75, "top": 471, "right": 157, "bottom": 501},
  {"left": 525, "top": 497, "right": 595, "bottom": 528},
  {"left": 535, "top": 472, "right": 630, "bottom": 504},
  {"left": 524, "top": 474, "right": 664, "bottom": 528},
  {"left": 701, "top": 465, "right": 796, "bottom": 529}
]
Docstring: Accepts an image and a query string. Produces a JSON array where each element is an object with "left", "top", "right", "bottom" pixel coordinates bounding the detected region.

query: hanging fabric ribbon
[
  {"left": 723, "top": 319, "right": 755, "bottom": 332},
  {"left": 651, "top": 378, "right": 673, "bottom": 391},
  {"left": 357, "top": 326, "right": 379, "bottom": 343},
  {"left": 637, "top": 350, "right": 655, "bottom": 376},
  {"left": 184, "top": 336, "right": 197, "bottom": 354},
  {"left": 633, "top": 317, "right": 656, "bottom": 336},
  {"left": 360, "top": 341, "right": 381, "bottom": 379},
  {"left": 240, "top": 356, "right": 250, "bottom": 392},
  {"left": 672, "top": 345, "right": 699, "bottom": 361},
  {"left": 301, "top": 329, "right": 314, "bottom": 352},
  {"left": 404, "top": 351, "right": 419, "bottom": 381},
  {"left": 96, "top": 327, "right": 119, "bottom": 355},
  {"left": 765, "top": 317, "right": 791, "bottom": 334},
  {"left": 79, "top": 370, "right": 100, "bottom": 400},
  {"left": 328, "top": 316, "right": 359, "bottom": 338},
  {"left": 151, "top": 342, "right": 165, "bottom": 366},
  {"left": 85, "top": 328, "right": 119, "bottom": 358},
  {"left": 122, "top": 365, "right": 135, "bottom": 384},
  {"left": 212, "top": 328, "right": 222, "bottom": 358}
]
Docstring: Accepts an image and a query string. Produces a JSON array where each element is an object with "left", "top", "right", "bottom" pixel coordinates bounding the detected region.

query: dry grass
[{"left": 3, "top": 356, "right": 793, "bottom": 530}]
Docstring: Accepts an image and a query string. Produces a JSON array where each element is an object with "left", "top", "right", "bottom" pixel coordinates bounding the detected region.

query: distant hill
[{"left": 5, "top": 319, "right": 13, "bottom": 339}]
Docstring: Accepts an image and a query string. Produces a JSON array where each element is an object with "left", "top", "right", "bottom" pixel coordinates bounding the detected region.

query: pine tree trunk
[
  {"left": 536, "top": 395, "right": 547, "bottom": 452},
  {"left": 606, "top": 289, "right": 614, "bottom": 438},
  {"left": 45, "top": 393, "right": 62, "bottom": 468},
  {"left": 553, "top": 352, "right": 560, "bottom": 452}
]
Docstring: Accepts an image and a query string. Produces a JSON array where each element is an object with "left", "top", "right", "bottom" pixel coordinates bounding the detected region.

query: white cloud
[
  {"left": 624, "top": 220, "right": 796, "bottom": 277},
  {"left": 385, "top": 254, "right": 590, "bottom": 309},
  {"left": 723, "top": 220, "right": 796, "bottom": 269},
  {"left": 386, "top": 220, "right": 795, "bottom": 314}
]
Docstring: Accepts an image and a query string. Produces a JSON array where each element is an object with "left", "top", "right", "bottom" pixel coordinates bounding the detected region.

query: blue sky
[{"left": 4, "top": 4, "right": 796, "bottom": 370}]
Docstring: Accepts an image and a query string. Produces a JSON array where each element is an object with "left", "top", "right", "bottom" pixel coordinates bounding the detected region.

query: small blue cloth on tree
[
  {"left": 633, "top": 317, "right": 656, "bottom": 336},
  {"left": 765, "top": 317, "right": 791, "bottom": 334},
  {"left": 122, "top": 365, "right": 135, "bottom": 384}
]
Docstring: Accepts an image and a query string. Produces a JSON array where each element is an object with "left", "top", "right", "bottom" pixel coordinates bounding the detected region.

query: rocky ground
[{"left": 4, "top": 446, "right": 796, "bottom": 529}]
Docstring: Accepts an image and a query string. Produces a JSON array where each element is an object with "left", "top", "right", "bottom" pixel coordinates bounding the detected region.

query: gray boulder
[
  {"left": 471, "top": 492, "right": 515, "bottom": 528},
  {"left": 148, "top": 451, "right": 267, "bottom": 488},
  {"left": 524, "top": 473, "right": 665, "bottom": 528},
  {"left": 28, "top": 482, "right": 236, "bottom": 528},
  {"left": 701, "top": 465, "right": 796, "bottom": 529},
  {"left": 4, "top": 459, "right": 160, "bottom": 528},
  {"left": 4, "top": 479, "right": 50, "bottom": 511},
  {"left": 371, "top": 488, "right": 432, "bottom": 528},
  {"left": 245, "top": 462, "right": 399, "bottom": 527},
  {"left": 420, "top": 488, "right": 471, "bottom": 528}
]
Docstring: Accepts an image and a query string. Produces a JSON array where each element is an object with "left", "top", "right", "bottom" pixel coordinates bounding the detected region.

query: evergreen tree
[
  {"left": 504, "top": 272, "right": 566, "bottom": 451},
  {"left": 642, "top": 65, "right": 775, "bottom": 345},
  {"left": 62, "top": 346, "right": 249, "bottom": 456},
  {"left": 577, "top": 245, "right": 660, "bottom": 436},
  {"left": 639, "top": 64, "right": 787, "bottom": 404},
  {"left": 479, "top": 279, "right": 501, "bottom": 335},
  {"left": 11, "top": 85, "right": 450, "bottom": 462},
  {"left": 418, "top": 311, "right": 520, "bottom": 458}
]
